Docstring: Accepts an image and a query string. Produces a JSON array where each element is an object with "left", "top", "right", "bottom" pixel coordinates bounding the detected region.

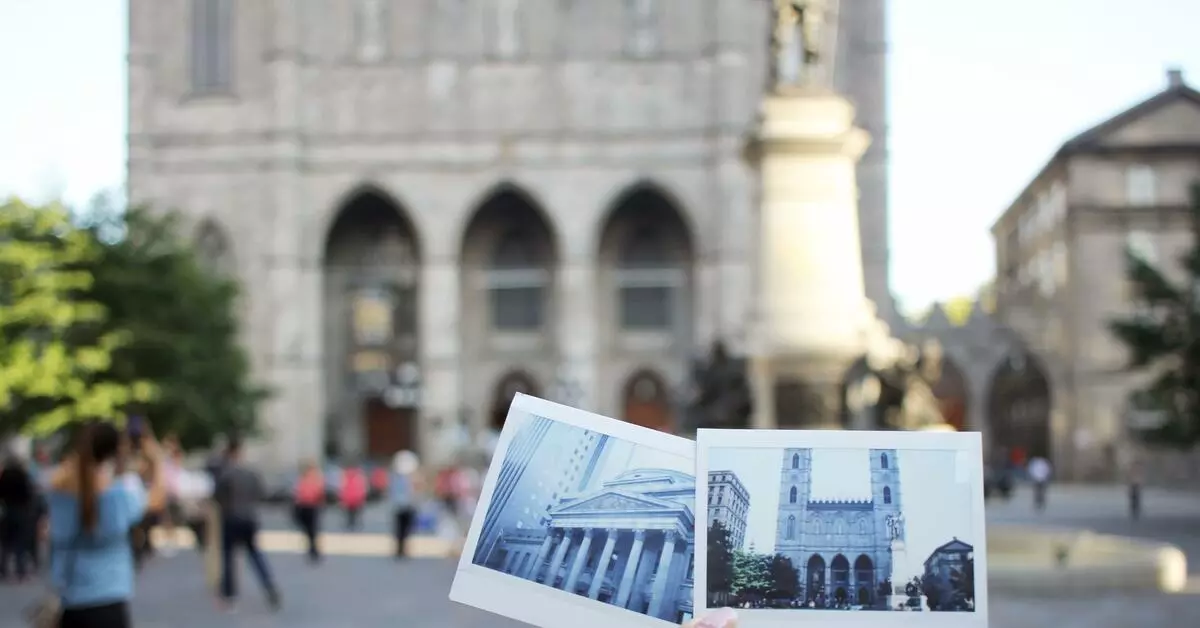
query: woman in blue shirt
[{"left": 46, "top": 421, "right": 166, "bottom": 628}]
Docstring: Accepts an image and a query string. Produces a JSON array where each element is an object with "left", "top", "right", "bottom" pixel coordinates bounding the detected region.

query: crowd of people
[{"left": 0, "top": 421, "right": 491, "bottom": 627}]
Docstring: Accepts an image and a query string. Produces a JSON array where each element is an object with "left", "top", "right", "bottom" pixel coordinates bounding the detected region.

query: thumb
[{"left": 684, "top": 607, "right": 738, "bottom": 628}]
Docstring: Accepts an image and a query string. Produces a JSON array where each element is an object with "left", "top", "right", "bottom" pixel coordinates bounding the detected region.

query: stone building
[
  {"left": 480, "top": 468, "right": 696, "bottom": 623},
  {"left": 774, "top": 448, "right": 900, "bottom": 607},
  {"left": 125, "top": 0, "right": 889, "bottom": 467},
  {"left": 706, "top": 469, "right": 750, "bottom": 551},
  {"left": 990, "top": 68, "right": 1200, "bottom": 480}
]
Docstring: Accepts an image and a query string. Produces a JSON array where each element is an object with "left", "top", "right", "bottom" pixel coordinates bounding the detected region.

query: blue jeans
[{"left": 220, "top": 517, "right": 277, "bottom": 600}]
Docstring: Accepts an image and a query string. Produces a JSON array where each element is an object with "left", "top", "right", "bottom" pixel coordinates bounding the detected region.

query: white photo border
[
  {"left": 693, "top": 429, "right": 989, "bottom": 628},
  {"left": 449, "top": 393, "right": 698, "bottom": 628}
]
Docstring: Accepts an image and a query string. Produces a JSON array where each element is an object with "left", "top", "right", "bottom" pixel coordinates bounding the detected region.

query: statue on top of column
[{"left": 770, "top": 0, "right": 832, "bottom": 88}]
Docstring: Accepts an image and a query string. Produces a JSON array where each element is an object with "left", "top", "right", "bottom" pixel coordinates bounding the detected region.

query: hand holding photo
[
  {"left": 694, "top": 429, "right": 988, "bottom": 628},
  {"left": 450, "top": 394, "right": 700, "bottom": 628}
]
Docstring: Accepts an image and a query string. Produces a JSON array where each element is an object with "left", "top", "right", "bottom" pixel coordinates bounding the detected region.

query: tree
[
  {"left": 766, "top": 554, "right": 800, "bottom": 600},
  {"left": 77, "top": 203, "right": 269, "bottom": 448},
  {"left": 1109, "top": 182, "right": 1200, "bottom": 446},
  {"left": 730, "top": 549, "right": 772, "bottom": 599},
  {"left": 706, "top": 520, "right": 735, "bottom": 601},
  {"left": 0, "top": 198, "right": 156, "bottom": 436}
]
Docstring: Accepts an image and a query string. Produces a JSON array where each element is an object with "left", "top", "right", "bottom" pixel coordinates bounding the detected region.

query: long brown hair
[{"left": 75, "top": 422, "right": 121, "bottom": 532}]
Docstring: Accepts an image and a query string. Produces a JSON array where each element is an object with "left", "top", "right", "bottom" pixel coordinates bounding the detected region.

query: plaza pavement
[{"left": 0, "top": 484, "right": 1195, "bottom": 627}]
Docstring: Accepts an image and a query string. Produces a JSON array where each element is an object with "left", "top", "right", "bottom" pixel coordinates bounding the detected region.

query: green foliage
[
  {"left": 1108, "top": 181, "right": 1200, "bottom": 446},
  {"left": 76, "top": 202, "right": 269, "bottom": 449},
  {"left": 765, "top": 554, "right": 801, "bottom": 599},
  {"left": 0, "top": 198, "right": 156, "bottom": 436},
  {"left": 706, "top": 520, "right": 735, "bottom": 596},
  {"left": 730, "top": 549, "right": 772, "bottom": 598}
]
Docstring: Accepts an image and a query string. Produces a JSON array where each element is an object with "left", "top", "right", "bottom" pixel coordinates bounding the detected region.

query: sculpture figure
[{"left": 770, "top": 0, "right": 830, "bottom": 87}]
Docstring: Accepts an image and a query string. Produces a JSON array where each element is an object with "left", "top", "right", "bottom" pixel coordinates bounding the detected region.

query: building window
[
  {"left": 1126, "top": 164, "right": 1157, "bottom": 206},
  {"left": 617, "top": 225, "right": 681, "bottom": 329},
  {"left": 355, "top": 0, "right": 388, "bottom": 62},
  {"left": 880, "top": 453, "right": 888, "bottom": 469},
  {"left": 625, "top": 0, "right": 659, "bottom": 58},
  {"left": 789, "top": 486, "right": 797, "bottom": 504},
  {"left": 883, "top": 486, "right": 892, "bottom": 504},
  {"left": 190, "top": 0, "right": 233, "bottom": 94},
  {"left": 487, "top": 227, "right": 547, "bottom": 330}
]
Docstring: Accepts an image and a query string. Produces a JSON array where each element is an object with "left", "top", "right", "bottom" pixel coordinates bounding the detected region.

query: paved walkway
[{"left": 0, "top": 484, "right": 1193, "bottom": 627}]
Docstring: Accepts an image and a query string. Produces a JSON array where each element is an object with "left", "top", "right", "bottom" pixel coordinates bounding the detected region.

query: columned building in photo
[
  {"left": 480, "top": 468, "right": 696, "bottom": 623},
  {"left": 125, "top": 0, "right": 890, "bottom": 467}
]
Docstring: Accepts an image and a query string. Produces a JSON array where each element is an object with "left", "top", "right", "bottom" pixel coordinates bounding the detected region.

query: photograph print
[
  {"left": 452, "top": 394, "right": 698, "bottom": 628},
  {"left": 698, "top": 431, "right": 982, "bottom": 619}
]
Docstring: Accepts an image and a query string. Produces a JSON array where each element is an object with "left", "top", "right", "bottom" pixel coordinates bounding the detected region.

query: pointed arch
[
  {"left": 193, "top": 217, "right": 234, "bottom": 276},
  {"left": 321, "top": 182, "right": 422, "bottom": 461},
  {"left": 459, "top": 182, "right": 558, "bottom": 332},
  {"left": 597, "top": 181, "right": 695, "bottom": 332}
]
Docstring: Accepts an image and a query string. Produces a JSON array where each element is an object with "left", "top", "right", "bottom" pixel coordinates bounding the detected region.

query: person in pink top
[{"left": 339, "top": 464, "right": 368, "bottom": 531}]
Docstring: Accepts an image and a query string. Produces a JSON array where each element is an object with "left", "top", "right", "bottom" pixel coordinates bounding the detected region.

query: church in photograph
[
  {"left": 125, "top": 0, "right": 1059, "bottom": 473},
  {"left": 774, "top": 448, "right": 902, "bottom": 607}
]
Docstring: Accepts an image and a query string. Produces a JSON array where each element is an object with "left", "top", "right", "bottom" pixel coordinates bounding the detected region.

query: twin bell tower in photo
[{"left": 746, "top": 0, "right": 912, "bottom": 430}]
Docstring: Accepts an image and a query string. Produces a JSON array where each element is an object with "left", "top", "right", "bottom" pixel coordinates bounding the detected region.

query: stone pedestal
[{"left": 746, "top": 87, "right": 876, "bottom": 428}]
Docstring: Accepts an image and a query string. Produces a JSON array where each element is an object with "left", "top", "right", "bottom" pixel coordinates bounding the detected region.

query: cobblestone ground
[{"left": 0, "top": 484, "right": 1194, "bottom": 627}]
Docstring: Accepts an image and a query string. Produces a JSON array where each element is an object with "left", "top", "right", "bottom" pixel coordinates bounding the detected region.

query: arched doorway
[
  {"left": 987, "top": 351, "right": 1052, "bottom": 464},
  {"left": 806, "top": 554, "right": 826, "bottom": 603},
  {"left": 322, "top": 185, "right": 421, "bottom": 461},
  {"left": 854, "top": 554, "right": 875, "bottom": 606},
  {"left": 830, "top": 554, "right": 850, "bottom": 605},
  {"left": 621, "top": 370, "right": 673, "bottom": 432},
  {"left": 491, "top": 371, "right": 540, "bottom": 430},
  {"left": 932, "top": 356, "right": 970, "bottom": 431}
]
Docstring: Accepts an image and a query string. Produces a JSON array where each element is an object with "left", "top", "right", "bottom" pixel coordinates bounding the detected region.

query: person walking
[
  {"left": 339, "top": 464, "right": 368, "bottom": 531},
  {"left": 1027, "top": 455, "right": 1053, "bottom": 512},
  {"left": 293, "top": 460, "right": 324, "bottom": 563},
  {"left": 214, "top": 438, "right": 281, "bottom": 612},
  {"left": 0, "top": 450, "right": 37, "bottom": 582},
  {"left": 43, "top": 421, "right": 167, "bottom": 627},
  {"left": 388, "top": 451, "right": 420, "bottom": 559}
]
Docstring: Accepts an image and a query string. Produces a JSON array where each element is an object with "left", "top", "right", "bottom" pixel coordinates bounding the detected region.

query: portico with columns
[{"left": 481, "top": 472, "right": 696, "bottom": 623}]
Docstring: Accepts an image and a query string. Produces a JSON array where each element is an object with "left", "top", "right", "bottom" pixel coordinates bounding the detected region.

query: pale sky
[
  {"left": 2, "top": 1, "right": 1199, "bottom": 311},
  {"left": 707, "top": 447, "right": 974, "bottom": 579}
]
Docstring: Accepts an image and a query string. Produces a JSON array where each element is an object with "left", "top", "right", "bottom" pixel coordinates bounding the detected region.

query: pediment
[{"left": 551, "top": 490, "right": 679, "bottom": 515}]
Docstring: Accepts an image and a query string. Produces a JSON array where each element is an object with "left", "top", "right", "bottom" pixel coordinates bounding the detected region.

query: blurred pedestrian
[
  {"left": 41, "top": 421, "right": 167, "bottom": 627},
  {"left": 389, "top": 451, "right": 420, "bottom": 559},
  {"left": 293, "top": 460, "right": 324, "bottom": 563},
  {"left": 214, "top": 438, "right": 281, "bottom": 612},
  {"left": 339, "top": 463, "right": 368, "bottom": 531},
  {"left": 0, "top": 449, "right": 37, "bottom": 582},
  {"left": 1027, "top": 455, "right": 1052, "bottom": 512},
  {"left": 1128, "top": 460, "right": 1144, "bottom": 521}
]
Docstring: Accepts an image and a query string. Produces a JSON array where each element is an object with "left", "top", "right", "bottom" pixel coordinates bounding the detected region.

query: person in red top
[
  {"left": 292, "top": 461, "right": 323, "bottom": 563},
  {"left": 339, "top": 465, "right": 368, "bottom": 531}
]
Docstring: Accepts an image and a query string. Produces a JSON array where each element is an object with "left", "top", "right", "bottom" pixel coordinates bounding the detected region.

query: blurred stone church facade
[{"left": 126, "top": 1, "right": 1059, "bottom": 474}]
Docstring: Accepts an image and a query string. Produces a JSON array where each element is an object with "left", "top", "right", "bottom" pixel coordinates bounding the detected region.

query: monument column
[
  {"left": 646, "top": 530, "right": 680, "bottom": 619},
  {"left": 546, "top": 529, "right": 576, "bottom": 588},
  {"left": 564, "top": 529, "right": 596, "bottom": 593},
  {"left": 747, "top": 0, "right": 874, "bottom": 429},
  {"left": 614, "top": 530, "right": 647, "bottom": 607},
  {"left": 588, "top": 529, "right": 620, "bottom": 599},
  {"left": 527, "top": 531, "right": 558, "bottom": 580}
]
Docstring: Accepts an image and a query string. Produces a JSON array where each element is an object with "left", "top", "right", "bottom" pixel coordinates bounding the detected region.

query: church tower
[
  {"left": 775, "top": 448, "right": 813, "bottom": 554},
  {"left": 869, "top": 448, "right": 901, "bottom": 583}
]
